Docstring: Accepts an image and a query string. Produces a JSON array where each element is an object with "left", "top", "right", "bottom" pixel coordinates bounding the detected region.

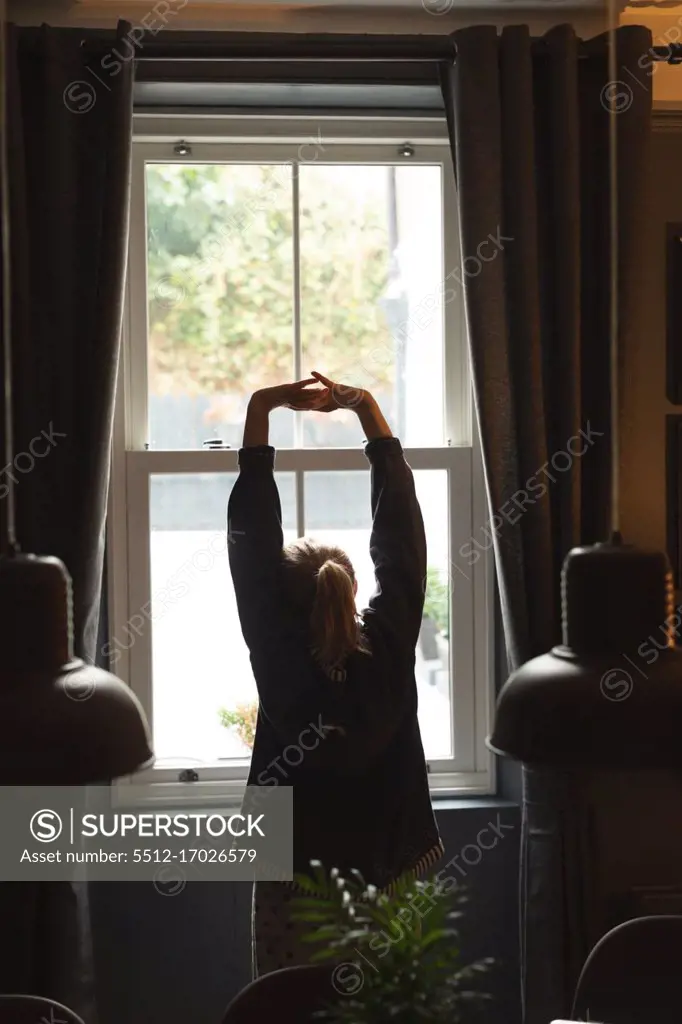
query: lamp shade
[
  {"left": 488, "top": 536, "right": 682, "bottom": 768},
  {"left": 0, "top": 553, "right": 153, "bottom": 784}
]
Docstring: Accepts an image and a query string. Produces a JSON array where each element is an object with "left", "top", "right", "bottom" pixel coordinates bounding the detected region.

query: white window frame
[{"left": 110, "top": 113, "right": 495, "bottom": 807}]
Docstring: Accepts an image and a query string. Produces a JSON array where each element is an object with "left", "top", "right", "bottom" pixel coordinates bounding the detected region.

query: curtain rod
[{"left": 76, "top": 31, "right": 682, "bottom": 65}]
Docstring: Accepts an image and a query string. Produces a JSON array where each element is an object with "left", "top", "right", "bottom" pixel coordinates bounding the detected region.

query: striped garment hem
[
  {"left": 254, "top": 837, "right": 446, "bottom": 897},
  {"left": 383, "top": 837, "right": 446, "bottom": 896}
]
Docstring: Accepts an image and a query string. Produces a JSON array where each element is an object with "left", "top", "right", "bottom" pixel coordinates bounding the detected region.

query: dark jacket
[{"left": 227, "top": 436, "right": 443, "bottom": 890}]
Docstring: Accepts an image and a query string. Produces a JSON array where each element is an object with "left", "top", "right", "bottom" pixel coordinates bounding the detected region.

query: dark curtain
[
  {"left": 441, "top": 23, "right": 652, "bottom": 1024},
  {"left": 0, "top": 20, "right": 134, "bottom": 1019}
]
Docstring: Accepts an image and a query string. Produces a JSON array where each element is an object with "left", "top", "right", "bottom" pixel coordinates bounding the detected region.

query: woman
[{"left": 227, "top": 371, "right": 444, "bottom": 978}]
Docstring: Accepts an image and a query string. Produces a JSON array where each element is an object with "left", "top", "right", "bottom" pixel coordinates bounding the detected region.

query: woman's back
[{"left": 227, "top": 375, "right": 443, "bottom": 892}]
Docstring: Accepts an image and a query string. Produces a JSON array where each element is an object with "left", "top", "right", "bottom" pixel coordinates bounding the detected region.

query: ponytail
[
  {"left": 281, "top": 538, "right": 369, "bottom": 677},
  {"left": 310, "top": 560, "right": 362, "bottom": 675}
]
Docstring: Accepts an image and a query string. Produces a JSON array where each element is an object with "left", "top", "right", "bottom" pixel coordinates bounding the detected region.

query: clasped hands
[{"left": 250, "top": 372, "right": 367, "bottom": 414}]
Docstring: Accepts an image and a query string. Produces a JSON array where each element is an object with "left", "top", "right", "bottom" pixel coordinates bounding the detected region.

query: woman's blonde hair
[{"left": 282, "top": 538, "right": 368, "bottom": 676}]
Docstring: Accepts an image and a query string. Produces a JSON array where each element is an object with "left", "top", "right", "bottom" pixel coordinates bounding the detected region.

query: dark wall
[
  {"left": 620, "top": 125, "right": 682, "bottom": 553},
  {"left": 89, "top": 799, "right": 520, "bottom": 1024}
]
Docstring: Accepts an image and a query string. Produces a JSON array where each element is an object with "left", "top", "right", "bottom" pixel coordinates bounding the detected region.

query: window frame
[{"left": 110, "top": 113, "right": 495, "bottom": 807}]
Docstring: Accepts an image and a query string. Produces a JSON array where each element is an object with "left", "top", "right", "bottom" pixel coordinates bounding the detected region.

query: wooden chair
[
  {"left": 221, "top": 964, "right": 343, "bottom": 1023},
  {"left": 572, "top": 915, "right": 682, "bottom": 1024},
  {"left": 0, "top": 995, "right": 86, "bottom": 1024}
]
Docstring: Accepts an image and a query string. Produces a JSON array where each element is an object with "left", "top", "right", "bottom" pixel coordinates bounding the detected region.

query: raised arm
[
  {"left": 227, "top": 441, "right": 284, "bottom": 654},
  {"left": 228, "top": 380, "right": 325, "bottom": 653},
  {"left": 361, "top": 408, "right": 427, "bottom": 653},
  {"left": 309, "top": 374, "right": 427, "bottom": 652}
]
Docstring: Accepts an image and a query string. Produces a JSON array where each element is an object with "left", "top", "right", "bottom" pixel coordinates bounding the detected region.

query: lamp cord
[
  {"left": 607, "top": 0, "right": 620, "bottom": 536},
  {"left": 0, "top": 0, "right": 18, "bottom": 555}
]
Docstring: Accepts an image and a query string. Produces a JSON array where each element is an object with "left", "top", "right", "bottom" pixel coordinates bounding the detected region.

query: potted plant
[
  {"left": 218, "top": 700, "right": 258, "bottom": 750},
  {"left": 290, "top": 861, "right": 493, "bottom": 1023},
  {"left": 421, "top": 566, "right": 450, "bottom": 663}
]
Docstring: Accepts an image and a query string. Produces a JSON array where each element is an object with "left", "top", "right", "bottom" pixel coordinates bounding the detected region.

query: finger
[
  {"left": 291, "top": 377, "right": 318, "bottom": 389},
  {"left": 310, "top": 371, "right": 335, "bottom": 388},
  {"left": 299, "top": 386, "right": 327, "bottom": 400},
  {"left": 288, "top": 389, "right": 327, "bottom": 410},
  {"left": 309, "top": 397, "right": 330, "bottom": 411}
]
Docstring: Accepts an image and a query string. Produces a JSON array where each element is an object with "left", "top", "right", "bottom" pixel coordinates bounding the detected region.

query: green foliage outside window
[
  {"left": 423, "top": 564, "right": 450, "bottom": 638},
  {"left": 146, "top": 164, "right": 394, "bottom": 401}
]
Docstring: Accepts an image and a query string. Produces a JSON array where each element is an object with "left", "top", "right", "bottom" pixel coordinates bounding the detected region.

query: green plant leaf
[
  {"left": 308, "top": 947, "right": 341, "bottom": 963},
  {"left": 290, "top": 910, "right": 337, "bottom": 923},
  {"left": 418, "top": 929, "right": 451, "bottom": 951}
]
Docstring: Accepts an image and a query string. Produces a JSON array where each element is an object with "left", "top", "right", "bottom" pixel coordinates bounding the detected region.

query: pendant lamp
[
  {"left": 0, "top": 6, "right": 153, "bottom": 784},
  {"left": 487, "top": 27, "right": 682, "bottom": 768},
  {"left": 488, "top": 534, "right": 682, "bottom": 767}
]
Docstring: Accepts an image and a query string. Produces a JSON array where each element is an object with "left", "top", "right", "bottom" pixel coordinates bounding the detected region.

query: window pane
[
  {"left": 299, "top": 165, "right": 445, "bottom": 449},
  {"left": 149, "top": 473, "right": 296, "bottom": 764},
  {"left": 148, "top": 469, "right": 452, "bottom": 765},
  {"left": 146, "top": 164, "right": 294, "bottom": 450},
  {"left": 304, "top": 469, "right": 452, "bottom": 759}
]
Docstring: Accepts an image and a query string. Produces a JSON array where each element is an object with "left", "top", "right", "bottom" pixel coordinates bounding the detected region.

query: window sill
[
  {"left": 113, "top": 769, "right": 496, "bottom": 811},
  {"left": 107, "top": 797, "right": 518, "bottom": 824},
  {"left": 432, "top": 796, "right": 518, "bottom": 812}
]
